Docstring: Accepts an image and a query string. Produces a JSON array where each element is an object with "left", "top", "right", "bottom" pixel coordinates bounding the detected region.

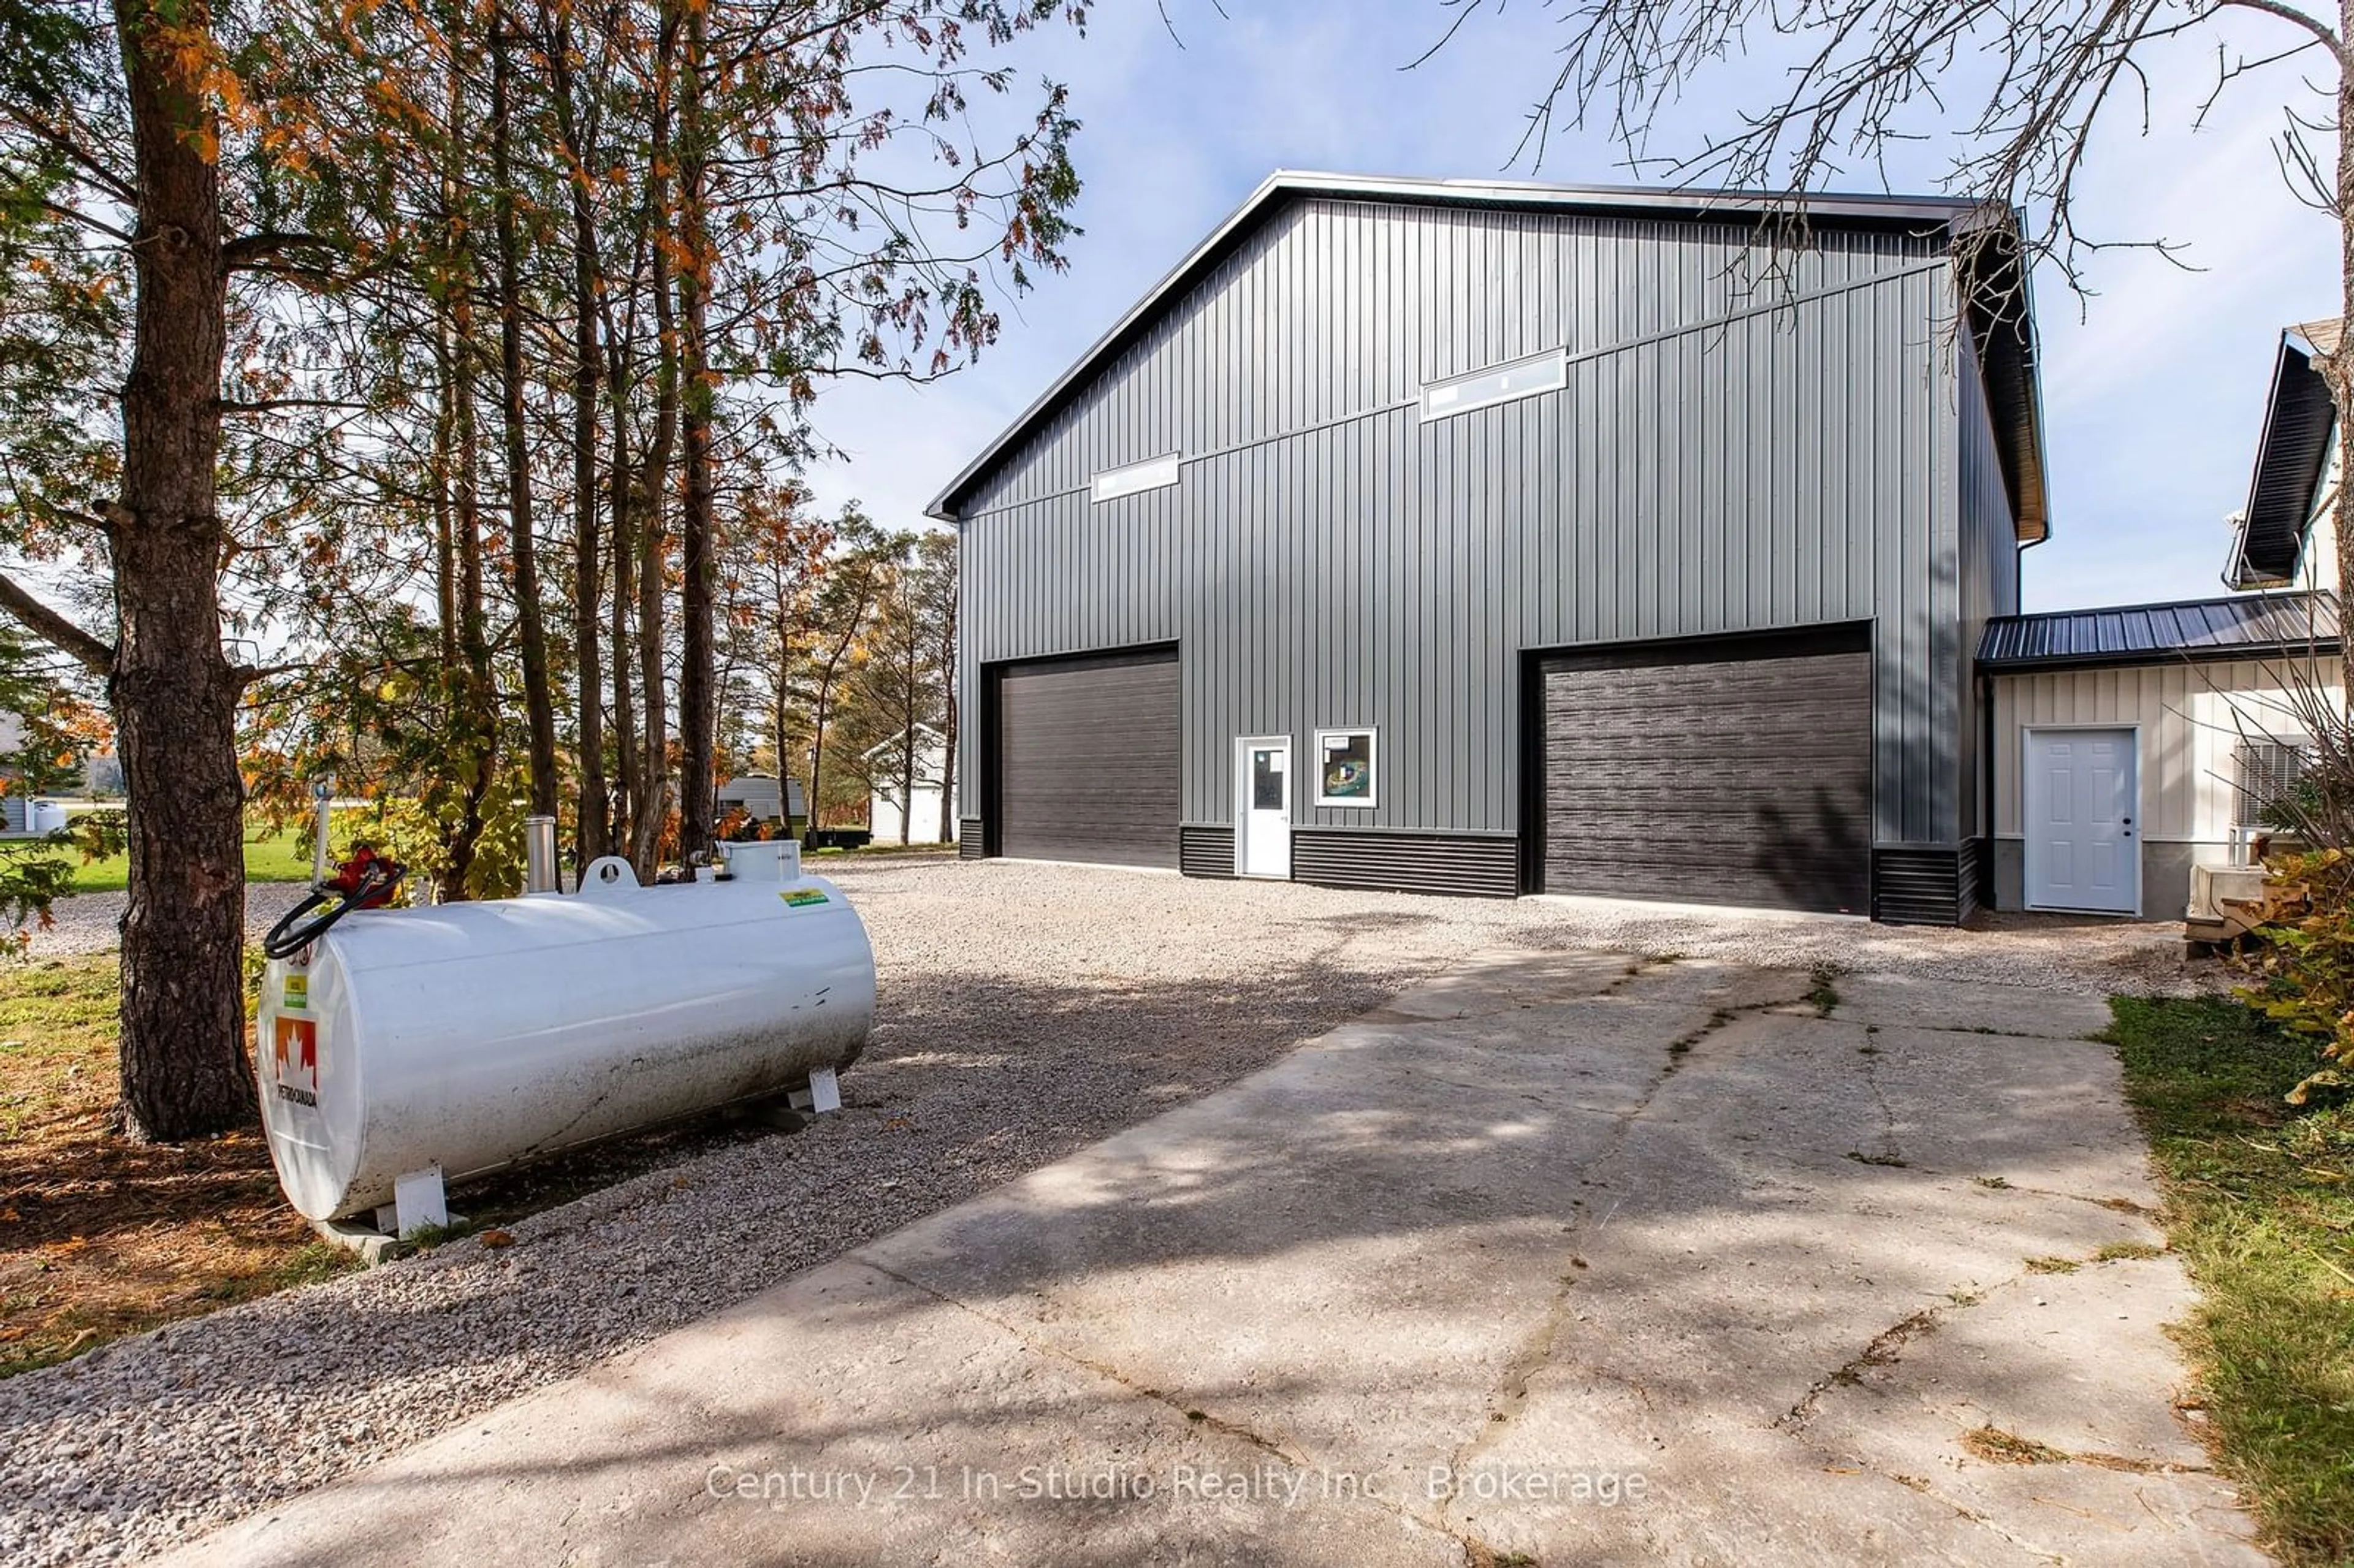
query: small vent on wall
[
  {"left": 1292, "top": 831, "right": 1519, "bottom": 899},
  {"left": 958, "top": 822, "right": 986, "bottom": 860},
  {"left": 1872, "top": 847, "right": 1964, "bottom": 926},
  {"left": 1420, "top": 349, "right": 1567, "bottom": 423},
  {"left": 1179, "top": 824, "right": 1236, "bottom": 879},
  {"left": 1089, "top": 452, "right": 1181, "bottom": 504}
]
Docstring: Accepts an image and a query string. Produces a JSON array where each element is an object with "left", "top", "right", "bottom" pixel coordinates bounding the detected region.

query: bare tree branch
[
  {"left": 2213, "top": 0, "right": 2346, "bottom": 67},
  {"left": 0, "top": 573, "right": 113, "bottom": 677}
]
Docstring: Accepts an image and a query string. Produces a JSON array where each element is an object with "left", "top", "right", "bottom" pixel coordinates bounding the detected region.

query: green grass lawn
[
  {"left": 2106, "top": 995, "right": 2354, "bottom": 1566},
  {"left": 66, "top": 825, "right": 314, "bottom": 894}
]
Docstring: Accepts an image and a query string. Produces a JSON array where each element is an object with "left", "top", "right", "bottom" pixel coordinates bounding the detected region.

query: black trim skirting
[
  {"left": 1179, "top": 824, "right": 1236, "bottom": 878},
  {"left": 1872, "top": 846, "right": 1965, "bottom": 926},
  {"left": 1957, "top": 837, "right": 1991, "bottom": 920},
  {"left": 958, "top": 822, "right": 986, "bottom": 860},
  {"left": 1292, "top": 830, "right": 1520, "bottom": 899}
]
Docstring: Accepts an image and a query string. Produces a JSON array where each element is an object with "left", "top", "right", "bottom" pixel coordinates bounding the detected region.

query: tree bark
[
  {"left": 109, "top": 0, "right": 254, "bottom": 1141},
  {"left": 491, "top": 10, "right": 560, "bottom": 821},
  {"left": 549, "top": 10, "right": 608, "bottom": 864},
  {"left": 939, "top": 677, "right": 957, "bottom": 845},
  {"left": 441, "top": 50, "right": 495, "bottom": 898},
  {"left": 627, "top": 18, "right": 681, "bottom": 877},
  {"left": 675, "top": 1, "right": 716, "bottom": 859},
  {"left": 430, "top": 311, "right": 459, "bottom": 674},
  {"left": 604, "top": 310, "right": 638, "bottom": 851},
  {"left": 2336, "top": 1, "right": 2354, "bottom": 691}
]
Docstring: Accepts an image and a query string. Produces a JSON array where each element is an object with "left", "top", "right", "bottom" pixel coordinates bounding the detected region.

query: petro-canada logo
[{"left": 273, "top": 1016, "right": 319, "bottom": 1107}]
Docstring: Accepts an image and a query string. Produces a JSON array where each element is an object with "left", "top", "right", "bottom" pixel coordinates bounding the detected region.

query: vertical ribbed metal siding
[
  {"left": 1954, "top": 318, "right": 2022, "bottom": 844},
  {"left": 955, "top": 196, "right": 1971, "bottom": 853}
]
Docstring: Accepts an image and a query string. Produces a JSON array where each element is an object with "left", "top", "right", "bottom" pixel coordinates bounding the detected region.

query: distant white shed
[
  {"left": 718, "top": 774, "right": 807, "bottom": 827},
  {"left": 863, "top": 726, "right": 956, "bottom": 845}
]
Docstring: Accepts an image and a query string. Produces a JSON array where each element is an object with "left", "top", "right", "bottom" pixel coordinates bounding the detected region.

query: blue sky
[{"left": 802, "top": 2, "right": 2344, "bottom": 614}]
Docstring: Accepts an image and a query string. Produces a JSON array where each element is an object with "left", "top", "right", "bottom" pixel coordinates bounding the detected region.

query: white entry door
[
  {"left": 2024, "top": 728, "right": 2139, "bottom": 914},
  {"left": 1236, "top": 737, "right": 1292, "bottom": 879}
]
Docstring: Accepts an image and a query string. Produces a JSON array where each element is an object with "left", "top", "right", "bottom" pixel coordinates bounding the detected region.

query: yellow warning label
[{"left": 781, "top": 887, "right": 829, "bottom": 908}]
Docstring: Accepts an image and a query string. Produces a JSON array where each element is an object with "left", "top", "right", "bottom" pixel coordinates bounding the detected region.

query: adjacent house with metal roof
[
  {"left": 1979, "top": 321, "right": 2345, "bottom": 921},
  {"left": 933, "top": 170, "right": 2048, "bottom": 922}
]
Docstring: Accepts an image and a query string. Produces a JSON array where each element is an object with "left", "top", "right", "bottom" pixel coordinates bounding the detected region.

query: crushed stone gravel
[
  {"left": 2, "top": 857, "right": 2233, "bottom": 1565},
  {"left": 26, "top": 885, "right": 315, "bottom": 959}
]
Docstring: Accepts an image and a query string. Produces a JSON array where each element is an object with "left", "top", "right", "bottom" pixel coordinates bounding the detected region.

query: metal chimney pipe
[
  {"left": 524, "top": 815, "right": 560, "bottom": 894},
  {"left": 310, "top": 780, "right": 333, "bottom": 887}
]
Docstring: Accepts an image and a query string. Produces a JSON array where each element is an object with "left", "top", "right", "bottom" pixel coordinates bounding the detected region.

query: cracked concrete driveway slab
[{"left": 154, "top": 954, "right": 2264, "bottom": 1568}]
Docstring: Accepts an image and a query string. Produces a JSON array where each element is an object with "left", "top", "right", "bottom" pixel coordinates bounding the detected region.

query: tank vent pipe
[{"left": 524, "top": 815, "right": 559, "bottom": 894}]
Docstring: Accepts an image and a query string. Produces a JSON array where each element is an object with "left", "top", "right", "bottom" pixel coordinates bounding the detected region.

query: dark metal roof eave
[
  {"left": 1979, "top": 639, "right": 2342, "bottom": 674},
  {"left": 2231, "top": 330, "right": 2336, "bottom": 585},
  {"left": 926, "top": 170, "right": 2018, "bottom": 523},
  {"left": 1978, "top": 590, "right": 2341, "bottom": 672}
]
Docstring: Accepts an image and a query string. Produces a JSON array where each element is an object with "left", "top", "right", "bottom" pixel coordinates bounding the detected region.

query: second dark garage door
[
  {"left": 992, "top": 647, "right": 1180, "bottom": 869},
  {"left": 1537, "top": 627, "right": 1873, "bottom": 914}
]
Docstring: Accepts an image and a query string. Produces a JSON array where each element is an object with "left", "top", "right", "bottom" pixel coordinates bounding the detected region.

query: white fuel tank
[{"left": 255, "top": 843, "right": 875, "bottom": 1220}]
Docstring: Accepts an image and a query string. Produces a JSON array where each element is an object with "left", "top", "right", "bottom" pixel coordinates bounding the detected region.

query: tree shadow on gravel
[
  {"left": 82, "top": 971, "right": 2206, "bottom": 1568},
  {"left": 1, "top": 954, "right": 1434, "bottom": 1561}
]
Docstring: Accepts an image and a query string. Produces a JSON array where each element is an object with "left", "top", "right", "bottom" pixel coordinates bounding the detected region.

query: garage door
[
  {"left": 1537, "top": 628, "right": 1872, "bottom": 913},
  {"left": 994, "top": 647, "right": 1180, "bottom": 869}
]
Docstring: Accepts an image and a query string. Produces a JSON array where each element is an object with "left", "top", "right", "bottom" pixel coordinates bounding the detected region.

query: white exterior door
[
  {"left": 2024, "top": 728, "right": 2139, "bottom": 914},
  {"left": 1236, "top": 737, "right": 1292, "bottom": 878}
]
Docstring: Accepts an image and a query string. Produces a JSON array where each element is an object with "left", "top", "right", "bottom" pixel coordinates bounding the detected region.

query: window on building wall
[
  {"left": 1314, "top": 729, "right": 1377, "bottom": 807},
  {"left": 1089, "top": 452, "right": 1181, "bottom": 503},
  {"left": 1419, "top": 349, "right": 1567, "bottom": 423},
  {"left": 2234, "top": 739, "right": 2312, "bottom": 830}
]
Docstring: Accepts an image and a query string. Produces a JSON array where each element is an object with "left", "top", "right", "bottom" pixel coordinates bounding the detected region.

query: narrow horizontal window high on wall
[
  {"left": 1090, "top": 452, "right": 1181, "bottom": 504},
  {"left": 1420, "top": 349, "right": 1566, "bottom": 422}
]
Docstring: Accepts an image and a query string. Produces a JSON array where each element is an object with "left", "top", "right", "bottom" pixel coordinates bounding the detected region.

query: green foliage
[
  {"left": 2106, "top": 995, "right": 2354, "bottom": 1565},
  {"left": 329, "top": 777, "right": 527, "bottom": 901},
  {"left": 0, "top": 625, "right": 113, "bottom": 952},
  {"left": 2236, "top": 848, "right": 2354, "bottom": 1107}
]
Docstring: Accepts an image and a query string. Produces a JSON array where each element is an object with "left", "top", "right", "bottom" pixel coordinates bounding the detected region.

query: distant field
[{"left": 66, "top": 825, "right": 314, "bottom": 895}]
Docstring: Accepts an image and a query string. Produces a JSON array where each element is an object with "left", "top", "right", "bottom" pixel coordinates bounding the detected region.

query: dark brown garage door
[
  {"left": 993, "top": 647, "right": 1180, "bottom": 869},
  {"left": 1537, "top": 627, "right": 1872, "bottom": 914}
]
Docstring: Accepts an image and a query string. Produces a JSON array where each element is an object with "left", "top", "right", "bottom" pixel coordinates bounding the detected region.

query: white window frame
[
  {"left": 1312, "top": 728, "right": 1379, "bottom": 809},
  {"left": 2232, "top": 734, "right": 2314, "bottom": 831},
  {"left": 1089, "top": 452, "right": 1181, "bottom": 504},
  {"left": 1419, "top": 349, "right": 1567, "bottom": 423}
]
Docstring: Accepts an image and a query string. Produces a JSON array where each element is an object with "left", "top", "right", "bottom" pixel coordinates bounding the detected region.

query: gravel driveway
[
  {"left": 26, "top": 883, "right": 314, "bottom": 959},
  {"left": 2, "top": 859, "right": 2229, "bottom": 1565}
]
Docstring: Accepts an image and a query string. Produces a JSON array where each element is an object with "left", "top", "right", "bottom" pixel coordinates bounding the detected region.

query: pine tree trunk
[
  {"left": 109, "top": 0, "right": 254, "bottom": 1141},
  {"left": 491, "top": 12, "right": 559, "bottom": 820},
  {"left": 628, "top": 20, "right": 680, "bottom": 877},
  {"left": 551, "top": 14, "right": 608, "bottom": 863},
  {"left": 939, "top": 683, "right": 957, "bottom": 845},
  {"left": 606, "top": 323, "right": 639, "bottom": 851},
  {"left": 441, "top": 51, "right": 495, "bottom": 898},
  {"left": 898, "top": 726, "right": 913, "bottom": 847},
  {"left": 2336, "top": 7, "right": 2354, "bottom": 691},
  {"left": 675, "top": 2, "right": 716, "bottom": 859},
  {"left": 431, "top": 311, "right": 459, "bottom": 673}
]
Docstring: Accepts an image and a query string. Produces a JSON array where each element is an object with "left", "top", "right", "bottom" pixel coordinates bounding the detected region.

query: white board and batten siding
[
  {"left": 870, "top": 786, "right": 956, "bottom": 846},
  {"left": 1994, "top": 657, "right": 2342, "bottom": 867}
]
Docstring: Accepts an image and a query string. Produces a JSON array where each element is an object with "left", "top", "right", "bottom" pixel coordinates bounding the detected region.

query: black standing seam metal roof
[
  {"left": 2231, "top": 323, "right": 2339, "bottom": 587},
  {"left": 927, "top": 170, "right": 2050, "bottom": 544},
  {"left": 1978, "top": 592, "right": 2341, "bottom": 671}
]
